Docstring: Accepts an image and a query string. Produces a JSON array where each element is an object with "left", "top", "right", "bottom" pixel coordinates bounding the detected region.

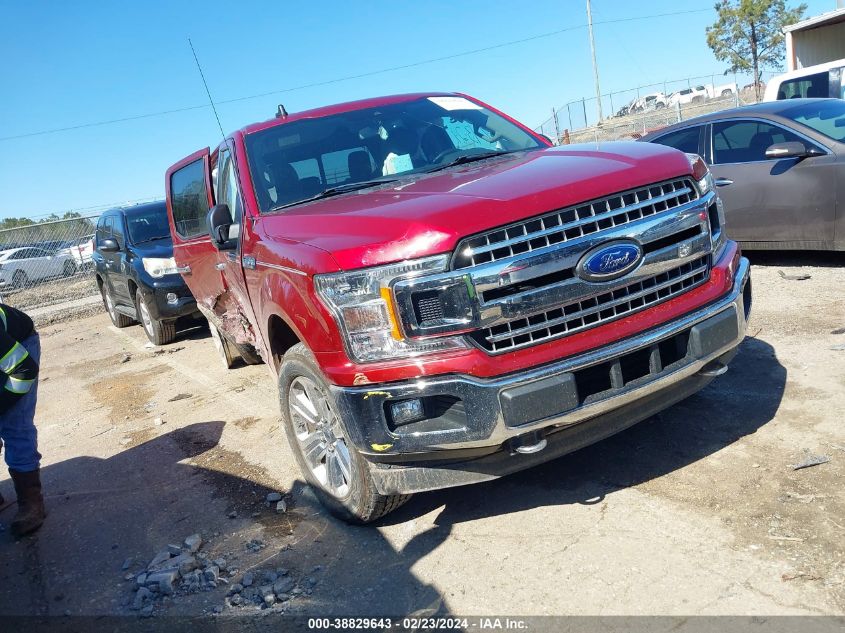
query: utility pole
[{"left": 586, "top": 0, "right": 603, "bottom": 123}]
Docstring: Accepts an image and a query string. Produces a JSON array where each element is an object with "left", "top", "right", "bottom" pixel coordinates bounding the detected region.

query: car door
[
  {"left": 108, "top": 214, "right": 134, "bottom": 304},
  {"left": 99, "top": 216, "right": 124, "bottom": 303},
  {"left": 26, "top": 248, "right": 54, "bottom": 282},
  {"left": 706, "top": 118, "right": 836, "bottom": 245},
  {"left": 210, "top": 143, "right": 260, "bottom": 337}
]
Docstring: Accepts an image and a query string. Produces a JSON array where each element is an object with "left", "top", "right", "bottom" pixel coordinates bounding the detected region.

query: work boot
[{"left": 9, "top": 468, "right": 46, "bottom": 537}]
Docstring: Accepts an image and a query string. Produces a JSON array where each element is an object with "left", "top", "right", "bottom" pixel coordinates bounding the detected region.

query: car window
[
  {"left": 102, "top": 216, "right": 114, "bottom": 247},
  {"left": 777, "top": 72, "right": 828, "bottom": 99},
  {"left": 651, "top": 127, "right": 701, "bottom": 155},
  {"left": 111, "top": 215, "right": 125, "bottom": 248},
  {"left": 217, "top": 148, "right": 242, "bottom": 241},
  {"left": 779, "top": 99, "right": 845, "bottom": 143},
  {"left": 244, "top": 95, "right": 542, "bottom": 213},
  {"left": 126, "top": 204, "right": 171, "bottom": 244},
  {"left": 712, "top": 120, "right": 804, "bottom": 164},
  {"left": 170, "top": 158, "right": 210, "bottom": 239}
]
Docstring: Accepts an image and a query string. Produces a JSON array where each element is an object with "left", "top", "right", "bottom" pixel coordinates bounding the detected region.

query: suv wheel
[
  {"left": 101, "top": 285, "right": 134, "bottom": 328},
  {"left": 136, "top": 290, "right": 176, "bottom": 345},
  {"left": 278, "top": 343, "right": 410, "bottom": 523},
  {"left": 12, "top": 270, "right": 29, "bottom": 289}
]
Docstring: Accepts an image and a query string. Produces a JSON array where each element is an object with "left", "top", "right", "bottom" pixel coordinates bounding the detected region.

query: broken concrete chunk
[
  {"left": 204, "top": 566, "right": 220, "bottom": 583},
  {"left": 147, "top": 550, "right": 171, "bottom": 570},
  {"left": 266, "top": 492, "right": 282, "bottom": 503},
  {"left": 166, "top": 544, "right": 182, "bottom": 556},
  {"left": 131, "top": 587, "right": 152, "bottom": 611},
  {"left": 273, "top": 577, "right": 295, "bottom": 596},
  {"left": 242, "top": 572, "right": 254, "bottom": 587},
  {"left": 146, "top": 569, "right": 179, "bottom": 595},
  {"left": 276, "top": 500, "right": 287, "bottom": 513},
  {"left": 121, "top": 557, "right": 133, "bottom": 571},
  {"left": 793, "top": 454, "right": 830, "bottom": 470},
  {"left": 183, "top": 534, "right": 202, "bottom": 553}
]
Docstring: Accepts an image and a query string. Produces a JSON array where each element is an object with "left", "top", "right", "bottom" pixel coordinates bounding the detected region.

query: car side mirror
[
  {"left": 99, "top": 238, "right": 119, "bottom": 252},
  {"left": 207, "top": 204, "right": 235, "bottom": 251},
  {"left": 765, "top": 141, "right": 824, "bottom": 160},
  {"left": 537, "top": 133, "right": 554, "bottom": 146}
]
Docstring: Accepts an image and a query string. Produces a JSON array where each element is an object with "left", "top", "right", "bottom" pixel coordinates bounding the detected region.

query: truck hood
[{"left": 260, "top": 141, "right": 694, "bottom": 270}]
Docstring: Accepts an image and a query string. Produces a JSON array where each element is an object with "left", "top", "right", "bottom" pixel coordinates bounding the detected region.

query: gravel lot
[{"left": 0, "top": 252, "right": 843, "bottom": 619}]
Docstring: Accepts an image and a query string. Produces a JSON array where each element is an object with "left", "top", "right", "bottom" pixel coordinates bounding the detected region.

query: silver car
[{"left": 640, "top": 98, "right": 845, "bottom": 251}]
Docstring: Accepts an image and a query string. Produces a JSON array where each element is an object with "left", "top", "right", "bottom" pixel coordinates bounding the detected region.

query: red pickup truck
[{"left": 165, "top": 92, "right": 751, "bottom": 523}]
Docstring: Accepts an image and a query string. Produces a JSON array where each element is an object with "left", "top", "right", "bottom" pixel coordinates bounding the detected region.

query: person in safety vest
[{"left": 0, "top": 303, "right": 44, "bottom": 536}]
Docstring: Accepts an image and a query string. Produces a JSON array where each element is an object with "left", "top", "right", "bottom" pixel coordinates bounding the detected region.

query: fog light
[
  {"left": 390, "top": 399, "right": 425, "bottom": 426},
  {"left": 166, "top": 293, "right": 178, "bottom": 305}
]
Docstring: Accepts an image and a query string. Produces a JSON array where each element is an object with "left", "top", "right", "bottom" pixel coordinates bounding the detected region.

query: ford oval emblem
[{"left": 576, "top": 240, "right": 643, "bottom": 282}]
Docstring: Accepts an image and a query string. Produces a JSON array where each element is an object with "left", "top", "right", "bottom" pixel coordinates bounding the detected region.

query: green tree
[{"left": 706, "top": 0, "right": 806, "bottom": 101}]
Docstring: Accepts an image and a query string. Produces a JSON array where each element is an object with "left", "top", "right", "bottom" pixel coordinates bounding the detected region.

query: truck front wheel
[{"left": 278, "top": 343, "right": 410, "bottom": 523}]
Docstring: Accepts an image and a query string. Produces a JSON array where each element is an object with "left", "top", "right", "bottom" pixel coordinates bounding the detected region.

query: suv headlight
[
  {"left": 142, "top": 257, "right": 180, "bottom": 278},
  {"left": 315, "top": 255, "right": 469, "bottom": 363}
]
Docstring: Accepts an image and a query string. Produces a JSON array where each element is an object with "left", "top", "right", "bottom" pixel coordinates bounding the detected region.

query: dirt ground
[{"left": 0, "top": 252, "right": 843, "bottom": 620}]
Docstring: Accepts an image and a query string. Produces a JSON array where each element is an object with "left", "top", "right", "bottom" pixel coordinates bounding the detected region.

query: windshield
[
  {"left": 244, "top": 95, "right": 544, "bottom": 213},
  {"left": 780, "top": 100, "right": 845, "bottom": 143},
  {"left": 126, "top": 205, "right": 172, "bottom": 244}
]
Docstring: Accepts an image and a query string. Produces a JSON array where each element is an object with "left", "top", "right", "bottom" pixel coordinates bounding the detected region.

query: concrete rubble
[{"left": 124, "top": 532, "right": 318, "bottom": 616}]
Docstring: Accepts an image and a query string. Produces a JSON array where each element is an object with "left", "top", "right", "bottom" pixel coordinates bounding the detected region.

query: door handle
[{"left": 715, "top": 178, "right": 733, "bottom": 187}]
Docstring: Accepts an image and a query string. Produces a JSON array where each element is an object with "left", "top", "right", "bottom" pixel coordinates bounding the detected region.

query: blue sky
[{"left": 0, "top": 0, "right": 833, "bottom": 220}]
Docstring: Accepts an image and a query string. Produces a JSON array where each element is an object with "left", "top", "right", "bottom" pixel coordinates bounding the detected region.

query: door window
[
  {"left": 111, "top": 215, "right": 125, "bottom": 249},
  {"left": 217, "top": 149, "right": 242, "bottom": 241},
  {"left": 712, "top": 120, "right": 803, "bottom": 164},
  {"left": 170, "top": 158, "right": 210, "bottom": 238},
  {"left": 97, "top": 216, "right": 114, "bottom": 247},
  {"left": 651, "top": 126, "right": 702, "bottom": 155}
]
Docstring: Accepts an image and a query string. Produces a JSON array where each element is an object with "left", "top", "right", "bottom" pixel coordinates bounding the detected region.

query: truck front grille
[
  {"left": 471, "top": 256, "right": 710, "bottom": 353},
  {"left": 453, "top": 178, "right": 697, "bottom": 269}
]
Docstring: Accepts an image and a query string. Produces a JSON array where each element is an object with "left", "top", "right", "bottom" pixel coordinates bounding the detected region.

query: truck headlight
[
  {"left": 315, "top": 255, "right": 469, "bottom": 363},
  {"left": 142, "top": 257, "right": 180, "bottom": 278}
]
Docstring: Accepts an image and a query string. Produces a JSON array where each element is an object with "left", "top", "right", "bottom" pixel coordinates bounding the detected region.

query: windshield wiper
[
  {"left": 423, "top": 150, "right": 518, "bottom": 173},
  {"left": 135, "top": 235, "right": 170, "bottom": 244},
  {"left": 272, "top": 178, "right": 400, "bottom": 211}
]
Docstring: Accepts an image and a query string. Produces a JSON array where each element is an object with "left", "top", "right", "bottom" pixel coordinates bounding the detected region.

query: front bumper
[
  {"left": 138, "top": 276, "right": 198, "bottom": 321},
  {"left": 332, "top": 256, "right": 752, "bottom": 494}
]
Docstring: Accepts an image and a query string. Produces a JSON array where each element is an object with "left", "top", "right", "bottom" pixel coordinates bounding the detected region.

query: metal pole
[
  {"left": 567, "top": 103, "right": 573, "bottom": 130},
  {"left": 586, "top": 0, "right": 603, "bottom": 123},
  {"left": 582, "top": 97, "right": 588, "bottom": 128},
  {"left": 552, "top": 108, "right": 560, "bottom": 141},
  {"left": 609, "top": 92, "right": 614, "bottom": 116}
]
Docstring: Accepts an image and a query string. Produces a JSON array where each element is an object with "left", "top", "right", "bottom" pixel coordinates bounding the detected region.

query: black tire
[
  {"left": 278, "top": 343, "right": 410, "bottom": 523},
  {"left": 101, "top": 285, "right": 134, "bottom": 328},
  {"left": 63, "top": 260, "right": 77, "bottom": 277},
  {"left": 208, "top": 320, "right": 239, "bottom": 369},
  {"left": 12, "top": 270, "right": 29, "bottom": 289},
  {"left": 721, "top": 89, "right": 732, "bottom": 97},
  {"left": 136, "top": 290, "right": 176, "bottom": 345}
]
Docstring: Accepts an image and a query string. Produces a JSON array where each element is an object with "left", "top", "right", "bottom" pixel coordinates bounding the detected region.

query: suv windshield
[
  {"left": 126, "top": 204, "right": 172, "bottom": 244},
  {"left": 244, "top": 95, "right": 544, "bottom": 212},
  {"left": 780, "top": 99, "right": 845, "bottom": 143}
]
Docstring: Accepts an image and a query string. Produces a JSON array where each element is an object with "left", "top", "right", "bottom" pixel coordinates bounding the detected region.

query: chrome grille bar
[
  {"left": 454, "top": 178, "right": 697, "bottom": 269},
  {"left": 474, "top": 256, "right": 710, "bottom": 353}
]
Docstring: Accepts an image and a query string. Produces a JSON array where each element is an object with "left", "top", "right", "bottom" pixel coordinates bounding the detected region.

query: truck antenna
[{"left": 188, "top": 37, "right": 225, "bottom": 139}]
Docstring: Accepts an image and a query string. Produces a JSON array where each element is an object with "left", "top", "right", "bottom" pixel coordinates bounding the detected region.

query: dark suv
[{"left": 93, "top": 202, "right": 199, "bottom": 344}]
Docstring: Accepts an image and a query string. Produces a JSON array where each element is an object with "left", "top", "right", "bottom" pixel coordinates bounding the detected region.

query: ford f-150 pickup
[{"left": 165, "top": 92, "right": 751, "bottom": 523}]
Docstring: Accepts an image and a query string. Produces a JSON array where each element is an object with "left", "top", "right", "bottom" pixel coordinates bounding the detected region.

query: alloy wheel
[{"left": 288, "top": 376, "right": 352, "bottom": 498}]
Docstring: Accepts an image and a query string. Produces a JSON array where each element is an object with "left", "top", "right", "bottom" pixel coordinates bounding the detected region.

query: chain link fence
[
  {"left": 0, "top": 215, "right": 103, "bottom": 324},
  {"left": 535, "top": 71, "right": 777, "bottom": 144}
]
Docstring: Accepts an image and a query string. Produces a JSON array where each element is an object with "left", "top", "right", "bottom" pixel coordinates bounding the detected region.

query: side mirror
[
  {"left": 207, "top": 204, "right": 235, "bottom": 251},
  {"left": 537, "top": 133, "right": 554, "bottom": 146},
  {"left": 99, "top": 238, "right": 119, "bottom": 252},
  {"left": 765, "top": 141, "right": 824, "bottom": 160}
]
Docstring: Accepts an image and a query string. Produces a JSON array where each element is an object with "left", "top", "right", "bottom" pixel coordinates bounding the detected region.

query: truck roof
[{"left": 239, "top": 91, "right": 459, "bottom": 137}]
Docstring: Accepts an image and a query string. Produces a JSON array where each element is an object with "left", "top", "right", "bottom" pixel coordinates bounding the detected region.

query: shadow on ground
[{"left": 0, "top": 421, "right": 447, "bottom": 619}]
